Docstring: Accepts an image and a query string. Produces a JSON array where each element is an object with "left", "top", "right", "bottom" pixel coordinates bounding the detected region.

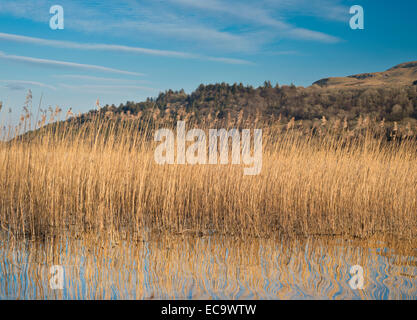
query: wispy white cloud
[
  {"left": 0, "top": 32, "right": 252, "bottom": 64},
  {"left": 133, "top": 22, "right": 261, "bottom": 52},
  {"left": 206, "top": 56, "right": 254, "bottom": 64},
  {"left": 168, "top": 0, "right": 341, "bottom": 43},
  {"left": 0, "top": 79, "right": 56, "bottom": 90},
  {"left": 0, "top": 0, "right": 253, "bottom": 52},
  {"left": 0, "top": 0, "right": 342, "bottom": 54},
  {"left": 0, "top": 51, "right": 143, "bottom": 76},
  {"left": 52, "top": 74, "right": 150, "bottom": 83},
  {"left": 263, "top": 0, "right": 349, "bottom": 22},
  {"left": 0, "top": 32, "right": 192, "bottom": 58},
  {"left": 266, "top": 50, "right": 301, "bottom": 56},
  {"left": 0, "top": 0, "right": 50, "bottom": 22}
]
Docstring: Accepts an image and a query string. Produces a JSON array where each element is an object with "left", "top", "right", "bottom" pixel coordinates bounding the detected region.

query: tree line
[{"left": 102, "top": 81, "right": 417, "bottom": 125}]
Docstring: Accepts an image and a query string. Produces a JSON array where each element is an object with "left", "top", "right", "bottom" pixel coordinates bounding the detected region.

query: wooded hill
[{"left": 101, "top": 61, "right": 417, "bottom": 126}]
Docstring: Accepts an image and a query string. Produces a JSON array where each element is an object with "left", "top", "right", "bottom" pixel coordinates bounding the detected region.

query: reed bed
[{"left": 0, "top": 110, "right": 416, "bottom": 241}]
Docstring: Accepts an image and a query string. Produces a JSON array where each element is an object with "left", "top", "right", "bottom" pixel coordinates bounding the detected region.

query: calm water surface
[{"left": 1, "top": 233, "right": 416, "bottom": 300}]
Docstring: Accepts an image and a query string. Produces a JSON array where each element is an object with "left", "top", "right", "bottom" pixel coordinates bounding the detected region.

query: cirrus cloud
[{"left": 0, "top": 51, "right": 143, "bottom": 76}]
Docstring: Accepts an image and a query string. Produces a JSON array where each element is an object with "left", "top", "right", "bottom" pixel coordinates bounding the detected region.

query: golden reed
[{"left": 0, "top": 109, "right": 416, "bottom": 241}]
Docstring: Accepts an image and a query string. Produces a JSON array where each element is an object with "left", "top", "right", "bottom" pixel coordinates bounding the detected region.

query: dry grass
[{"left": 0, "top": 109, "right": 416, "bottom": 241}]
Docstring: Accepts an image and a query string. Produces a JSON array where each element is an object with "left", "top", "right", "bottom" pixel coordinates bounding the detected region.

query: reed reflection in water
[{"left": 1, "top": 233, "right": 416, "bottom": 300}]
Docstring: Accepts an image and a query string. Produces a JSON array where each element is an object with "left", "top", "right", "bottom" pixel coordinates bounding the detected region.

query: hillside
[
  {"left": 17, "top": 62, "right": 417, "bottom": 144},
  {"left": 21, "top": 60, "right": 417, "bottom": 143},
  {"left": 313, "top": 61, "right": 417, "bottom": 89},
  {"left": 100, "top": 61, "right": 417, "bottom": 126}
]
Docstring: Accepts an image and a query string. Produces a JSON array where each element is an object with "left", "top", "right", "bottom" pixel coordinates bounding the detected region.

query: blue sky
[{"left": 0, "top": 0, "right": 416, "bottom": 121}]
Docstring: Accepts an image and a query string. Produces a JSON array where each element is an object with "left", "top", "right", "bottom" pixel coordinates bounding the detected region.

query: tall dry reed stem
[{"left": 0, "top": 114, "right": 416, "bottom": 240}]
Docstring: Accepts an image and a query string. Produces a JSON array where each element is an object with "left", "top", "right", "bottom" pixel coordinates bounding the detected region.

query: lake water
[{"left": 1, "top": 233, "right": 416, "bottom": 300}]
